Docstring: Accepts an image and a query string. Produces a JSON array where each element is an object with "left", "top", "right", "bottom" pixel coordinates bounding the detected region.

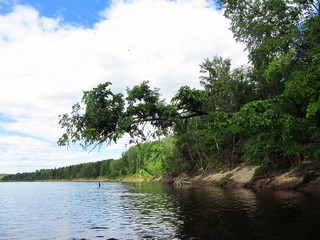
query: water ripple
[{"left": 1, "top": 182, "right": 320, "bottom": 240}]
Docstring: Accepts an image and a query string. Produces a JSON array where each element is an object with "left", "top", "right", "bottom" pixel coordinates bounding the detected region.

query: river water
[{"left": 1, "top": 182, "right": 320, "bottom": 240}]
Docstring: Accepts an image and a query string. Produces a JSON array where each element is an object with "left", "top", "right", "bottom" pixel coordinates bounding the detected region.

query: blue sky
[
  {"left": 0, "top": 0, "right": 247, "bottom": 173},
  {"left": 1, "top": 0, "right": 111, "bottom": 27}
]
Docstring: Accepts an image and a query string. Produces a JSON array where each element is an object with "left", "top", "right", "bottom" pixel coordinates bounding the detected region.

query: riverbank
[
  {"left": 3, "top": 163, "right": 320, "bottom": 192},
  {"left": 168, "top": 163, "right": 320, "bottom": 192}
]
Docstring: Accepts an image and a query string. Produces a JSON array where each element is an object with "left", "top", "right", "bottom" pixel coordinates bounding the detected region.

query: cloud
[
  {"left": 0, "top": 134, "right": 120, "bottom": 173},
  {"left": 0, "top": 0, "right": 247, "bottom": 173}
]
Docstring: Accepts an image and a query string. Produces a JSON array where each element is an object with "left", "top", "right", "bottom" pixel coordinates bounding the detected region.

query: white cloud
[
  {"left": 0, "top": 0, "right": 247, "bottom": 173},
  {"left": 0, "top": 134, "right": 115, "bottom": 173}
]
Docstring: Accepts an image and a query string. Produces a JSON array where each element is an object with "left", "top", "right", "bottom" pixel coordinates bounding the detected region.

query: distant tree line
[
  {"left": 1, "top": 138, "right": 178, "bottom": 181},
  {"left": 0, "top": 174, "right": 8, "bottom": 180},
  {"left": 2, "top": 160, "right": 111, "bottom": 181}
]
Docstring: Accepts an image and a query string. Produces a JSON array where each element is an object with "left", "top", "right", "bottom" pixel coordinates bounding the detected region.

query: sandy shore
[{"left": 170, "top": 164, "right": 320, "bottom": 192}]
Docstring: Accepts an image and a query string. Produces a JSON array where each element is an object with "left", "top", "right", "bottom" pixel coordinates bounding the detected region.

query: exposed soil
[{"left": 171, "top": 164, "right": 320, "bottom": 192}]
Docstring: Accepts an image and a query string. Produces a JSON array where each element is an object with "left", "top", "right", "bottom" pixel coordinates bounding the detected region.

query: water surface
[{"left": 1, "top": 182, "right": 320, "bottom": 239}]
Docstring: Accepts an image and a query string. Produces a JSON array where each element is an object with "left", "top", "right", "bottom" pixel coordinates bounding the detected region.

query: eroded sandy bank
[{"left": 170, "top": 165, "right": 320, "bottom": 192}]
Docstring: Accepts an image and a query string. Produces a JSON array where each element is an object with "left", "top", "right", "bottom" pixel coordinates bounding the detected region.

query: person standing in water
[{"left": 98, "top": 182, "right": 101, "bottom": 188}]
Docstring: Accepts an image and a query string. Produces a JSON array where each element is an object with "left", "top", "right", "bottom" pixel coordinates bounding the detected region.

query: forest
[
  {"left": 2, "top": 139, "right": 177, "bottom": 181},
  {"left": 2, "top": 0, "right": 320, "bottom": 182}
]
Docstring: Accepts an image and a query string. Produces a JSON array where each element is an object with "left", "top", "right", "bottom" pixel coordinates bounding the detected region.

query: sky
[{"left": 0, "top": 0, "right": 247, "bottom": 174}]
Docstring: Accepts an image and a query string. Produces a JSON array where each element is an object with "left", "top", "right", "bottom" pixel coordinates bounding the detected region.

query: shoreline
[
  {"left": 3, "top": 164, "right": 320, "bottom": 192},
  {"left": 169, "top": 164, "right": 320, "bottom": 193}
]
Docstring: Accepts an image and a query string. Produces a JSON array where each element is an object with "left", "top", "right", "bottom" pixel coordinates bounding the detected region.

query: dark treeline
[
  {"left": 0, "top": 174, "right": 8, "bottom": 180},
  {"left": 2, "top": 160, "right": 112, "bottom": 181}
]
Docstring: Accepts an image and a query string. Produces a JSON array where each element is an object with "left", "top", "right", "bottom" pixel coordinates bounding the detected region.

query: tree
[
  {"left": 58, "top": 82, "right": 125, "bottom": 150},
  {"left": 220, "top": 0, "right": 320, "bottom": 166},
  {"left": 220, "top": 0, "right": 317, "bottom": 66},
  {"left": 57, "top": 53, "right": 258, "bottom": 175},
  {"left": 220, "top": 0, "right": 320, "bottom": 99},
  {"left": 58, "top": 80, "right": 210, "bottom": 149},
  {"left": 199, "top": 56, "right": 256, "bottom": 114}
]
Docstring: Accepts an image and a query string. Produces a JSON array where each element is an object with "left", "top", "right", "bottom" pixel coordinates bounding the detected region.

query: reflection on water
[{"left": 1, "top": 182, "right": 320, "bottom": 239}]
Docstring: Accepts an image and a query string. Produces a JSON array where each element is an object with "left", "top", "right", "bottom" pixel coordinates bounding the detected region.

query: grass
[{"left": 218, "top": 172, "right": 233, "bottom": 187}]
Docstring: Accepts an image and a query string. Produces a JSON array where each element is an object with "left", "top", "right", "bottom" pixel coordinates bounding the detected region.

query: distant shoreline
[{"left": 2, "top": 164, "right": 320, "bottom": 193}]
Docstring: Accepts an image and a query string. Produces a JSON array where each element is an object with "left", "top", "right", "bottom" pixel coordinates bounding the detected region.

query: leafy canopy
[{"left": 58, "top": 80, "right": 210, "bottom": 149}]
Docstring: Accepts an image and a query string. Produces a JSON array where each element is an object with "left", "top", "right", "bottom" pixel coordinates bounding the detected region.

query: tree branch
[{"left": 131, "top": 111, "right": 208, "bottom": 124}]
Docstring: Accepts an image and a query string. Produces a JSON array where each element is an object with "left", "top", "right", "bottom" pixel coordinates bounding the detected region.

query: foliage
[
  {"left": 218, "top": 172, "right": 233, "bottom": 187},
  {"left": 252, "top": 165, "right": 270, "bottom": 179},
  {"left": 52, "top": 0, "right": 320, "bottom": 179},
  {"left": 0, "top": 174, "right": 8, "bottom": 180},
  {"left": 216, "top": 0, "right": 320, "bottom": 169},
  {"left": 2, "top": 138, "right": 179, "bottom": 181},
  {"left": 58, "top": 82, "right": 125, "bottom": 150},
  {"left": 1, "top": 160, "right": 109, "bottom": 181},
  {"left": 58, "top": 80, "right": 211, "bottom": 149}
]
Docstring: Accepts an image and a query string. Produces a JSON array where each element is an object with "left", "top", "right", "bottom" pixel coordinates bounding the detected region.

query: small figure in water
[{"left": 98, "top": 182, "right": 101, "bottom": 188}]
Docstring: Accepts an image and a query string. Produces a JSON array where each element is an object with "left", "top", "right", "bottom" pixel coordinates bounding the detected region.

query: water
[{"left": 1, "top": 182, "right": 320, "bottom": 240}]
